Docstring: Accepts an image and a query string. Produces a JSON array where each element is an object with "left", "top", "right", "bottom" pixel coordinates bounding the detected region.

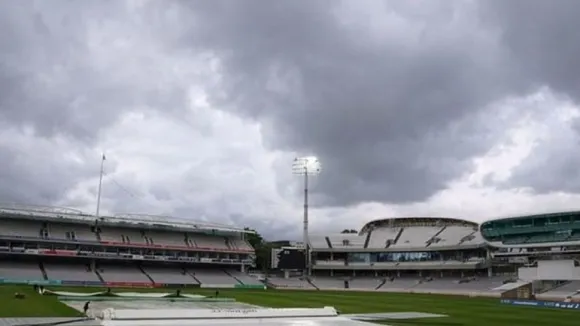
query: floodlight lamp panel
[{"left": 292, "top": 156, "right": 322, "bottom": 175}]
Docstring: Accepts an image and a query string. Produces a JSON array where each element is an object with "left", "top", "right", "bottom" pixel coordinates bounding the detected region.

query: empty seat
[
  {"left": 144, "top": 267, "right": 197, "bottom": 284},
  {"left": 0, "top": 262, "right": 43, "bottom": 280},
  {"left": 0, "top": 219, "right": 41, "bottom": 238},
  {"left": 367, "top": 228, "right": 400, "bottom": 248},
  {"left": 327, "top": 234, "right": 365, "bottom": 249},
  {"left": 44, "top": 263, "right": 100, "bottom": 282},
  {"left": 390, "top": 227, "right": 442, "bottom": 248},
  {"left": 98, "top": 265, "right": 151, "bottom": 283},
  {"left": 99, "top": 228, "right": 146, "bottom": 244},
  {"left": 189, "top": 269, "right": 238, "bottom": 285}
]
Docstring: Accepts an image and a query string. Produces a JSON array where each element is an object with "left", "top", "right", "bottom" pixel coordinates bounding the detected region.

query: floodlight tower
[{"left": 292, "top": 156, "right": 321, "bottom": 276}]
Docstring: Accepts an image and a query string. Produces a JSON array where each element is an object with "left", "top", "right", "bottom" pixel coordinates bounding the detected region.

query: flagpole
[{"left": 96, "top": 154, "right": 105, "bottom": 217}]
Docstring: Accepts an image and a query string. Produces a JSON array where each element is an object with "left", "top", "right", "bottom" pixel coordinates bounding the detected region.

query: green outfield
[{"left": 0, "top": 285, "right": 577, "bottom": 326}]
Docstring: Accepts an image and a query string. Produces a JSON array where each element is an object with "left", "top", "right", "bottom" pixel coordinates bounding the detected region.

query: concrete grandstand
[
  {"left": 0, "top": 204, "right": 261, "bottom": 288},
  {"left": 1, "top": 205, "right": 580, "bottom": 302}
]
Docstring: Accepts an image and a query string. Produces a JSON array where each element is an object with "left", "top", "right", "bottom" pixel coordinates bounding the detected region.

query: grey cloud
[
  {"left": 5, "top": 0, "right": 580, "bottom": 237},
  {"left": 482, "top": 0, "right": 580, "bottom": 192},
  {"left": 0, "top": 0, "right": 194, "bottom": 206},
  {"left": 0, "top": 133, "right": 96, "bottom": 205},
  {"left": 0, "top": 0, "right": 191, "bottom": 142},
  {"left": 179, "top": 0, "right": 521, "bottom": 206},
  {"left": 482, "top": 0, "right": 580, "bottom": 101}
]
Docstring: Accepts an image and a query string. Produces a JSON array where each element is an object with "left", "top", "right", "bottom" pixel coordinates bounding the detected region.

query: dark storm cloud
[
  {"left": 482, "top": 0, "right": 580, "bottom": 193},
  {"left": 181, "top": 0, "right": 519, "bottom": 205},
  {"left": 5, "top": 0, "right": 579, "bottom": 213},
  {"left": 0, "top": 131, "right": 96, "bottom": 204},
  {"left": 0, "top": 1, "right": 192, "bottom": 205},
  {"left": 0, "top": 0, "right": 190, "bottom": 141}
]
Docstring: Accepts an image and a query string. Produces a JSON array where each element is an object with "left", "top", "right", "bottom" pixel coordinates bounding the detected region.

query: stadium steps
[
  {"left": 325, "top": 236, "right": 332, "bottom": 248},
  {"left": 538, "top": 280, "right": 573, "bottom": 294},
  {"left": 95, "top": 269, "right": 105, "bottom": 283},
  {"left": 224, "top": 238, "right": 235, "bottom": 250},
  {"left": 394, "top": 228, "right": 404, "bottom": 244},
  {"left": 186, "top": 237, "right": 197, "bottom": 248},
  {"left": 375, "top": 279, "right": 387, "bottom": 290},
  {"left": 38, "top": 262, "right": 48, "bottom": 280},
  {"left": 187, "top": 272, "right": 202, "bottom": 284},
  {"left": 182, "top": 233, "right": 189, "bottom": 247},
  {"left": 91, "top": 225, "right": 101, "bottom": 241},
  {"left": 459, "top": 231, "right": 476, "bottom": 245},
  {"left": 306, "top": 277, "right": 320, "bottom": 290},
  {"left": 363, "top": 230, "right": 372, "bottom": 248},
  {"left": 426, "top": 226, "right": 447, "bottom": 247},
  {"left": 138, "top": 266, "right": 155, "bottom": 284},
  {"left": 223, "top": 270, "right": 243, "bottom": 285}
]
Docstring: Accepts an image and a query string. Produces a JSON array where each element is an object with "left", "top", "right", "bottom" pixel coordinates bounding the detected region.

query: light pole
[
  {"left": 96, "top": 154, "right": 106, "bottom": 217},
  {"left": 292, "top": 156, "right": 321, "bottom": 276}
]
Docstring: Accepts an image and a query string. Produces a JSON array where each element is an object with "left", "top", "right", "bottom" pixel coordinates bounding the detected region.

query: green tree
[
  {"left": 244, "top": 227, "right": 264, "bottom": 248},
  {"left": 244, "top": 227, "right": 270, "bottom": 271}
]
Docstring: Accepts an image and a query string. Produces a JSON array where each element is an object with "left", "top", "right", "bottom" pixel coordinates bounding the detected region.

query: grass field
[{"left": 0, "top": 285, "right": 578, "bottom": 325}]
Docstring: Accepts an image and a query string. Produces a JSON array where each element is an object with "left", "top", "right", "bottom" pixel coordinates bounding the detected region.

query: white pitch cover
[
  {"left": 97, "top": 307, "right": 376, "bottom": 326},
  {"left": 99, "top": 307, "right": 338, "bottom": 320}
]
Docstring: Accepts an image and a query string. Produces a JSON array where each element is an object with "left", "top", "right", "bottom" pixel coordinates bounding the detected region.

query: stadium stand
[
  {"left": 0, "top": 261, "right": 44, "bottom": 280},
  {"left": 349, "top": 278, "right": 382, "bottom": 290},
  {"left": 390, "top": 226, "right": 443, "bottom": 248},
  {"left": 98, "top": 264, "right": 152, "bottom": 283},
  {"left": 48, "top": 223, "right": 96, "bottom": 241},
  {"left": 366, "top": 227, "right": 400, "bottom": 248},
  {"left": 3, "top": 205, "right": 580, "bottom": 301},
  {"left": 142, "top": 266, "right": 197, "bottom": 284},
  {"left": 537, "top": 281, "right": 580, "bottom": 299},
  {"left": 99, "top": 227, "right": 147, "bottom": 245},
  {"left": 266, "top": 276, "right": 314, "bottom": 289},
  {"left": 44, "top": 263, "right": 101, "bottom": 282},
  {"left": 480, "top": 211, "right": 580, "bottom": 246},
  {"left": 0, "top": 204, "right": 257, "bottom": 291},
  {"left": 0, "top": 219, "right": 40, "bottom": 237},
  {"left": 227, "top": 270, "right": 263, "bottom": 285},
  {"left": 309, "top": 277, "right": 345, "bottom": 289},
  {"left": 327, "top": 234, "right": 366, "bottom": 249},
  {"left": 189, "top": 269, "right": 239, "bottom": 285}
]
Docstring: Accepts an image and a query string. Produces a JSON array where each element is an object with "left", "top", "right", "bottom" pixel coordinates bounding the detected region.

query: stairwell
[
  {"left": 394, "top": 228, "right": 404, "bottom": 244},
  {"left": 325, "top": 236, "right": 333, "bottom": 248},
  {"left": 434, "top": 226, "right": 447, "bottom": 237},
  {"left": 188, "top": 238, "right": 197, "bottom": 248},
  {"left": 139, "top": 266, "right": 155, "bottom": 284},
  {"left": 39, "top": 262, "right": 48, "bottom": 280},
  {"left": 306, "top": 277, "right": 320, "bottom": 290},
  {"left": 375, "top": 279, "right": 387, "bottom": 290},
  {"left": 224, "top": 238, "right": 234, "bottom": 250},
  {"left": 95, "top": 269, "right": 105, "bottom": 283},
  {"left": 188, "top": 272, "right": 202, "bottom": 284},
  {"left": 459, "top": 231, "right": 476, "bottom": 245},
  {"left": 537, "top": 281, "right": 571, "bottom": 294},
  {"left": 223, "top": 270, "right": 243, "bottom": 285},
  {"left": 363, "top": 230, "right": 373, "bottom": 248},
  {"left": 91, "top": 225, "right": 102, "bottom": 241},
  {"left": 426, "top": 226, "right": 447, "bottom": 247}
]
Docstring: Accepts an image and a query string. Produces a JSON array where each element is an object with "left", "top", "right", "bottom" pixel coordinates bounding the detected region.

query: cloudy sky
[{"left": 2, "top": 0, "right": 580, "bottom": 240}]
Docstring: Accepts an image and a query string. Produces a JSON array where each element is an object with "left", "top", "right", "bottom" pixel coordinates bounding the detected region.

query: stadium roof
[
  {"left": 482, "top": 210, "right": 580, "bottom": 224},
  {"left": 0, "top": 203, "right": 253, "bottom": 233},
  {"left": 360, "top": 216, "right": 477, "bottom": 233}
]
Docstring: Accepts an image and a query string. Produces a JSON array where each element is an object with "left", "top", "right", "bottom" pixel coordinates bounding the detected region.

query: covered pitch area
[{"left": 0, "top": 286, "right": 578, "bottom": 326}]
